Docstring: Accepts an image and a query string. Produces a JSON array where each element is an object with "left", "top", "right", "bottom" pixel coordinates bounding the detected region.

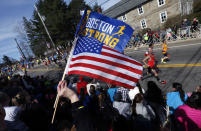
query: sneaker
[
  {"left": 161, "top": 60, "right": 166, "bottom": 63},
  {"left": 160, "top": 80, "right": 167, "bottom": 84},
  {"left": 161, "top": 58, "right": 164, "bottom": 63}
]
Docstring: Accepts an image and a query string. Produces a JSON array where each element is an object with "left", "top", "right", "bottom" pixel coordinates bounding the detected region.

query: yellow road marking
[
  {"left": 158, "top": 63, "right": 201, "bottom": 68},
  {"left": 28, "top": 68, "right": 63, "bottom": 72},
  {"left": 28, "top": 63, "right": 201, "bottom": 72}
]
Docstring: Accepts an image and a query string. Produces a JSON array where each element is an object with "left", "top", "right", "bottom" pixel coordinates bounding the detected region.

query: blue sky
[{"left": 0, "top": 0, "right": 120, "bottom": 61}]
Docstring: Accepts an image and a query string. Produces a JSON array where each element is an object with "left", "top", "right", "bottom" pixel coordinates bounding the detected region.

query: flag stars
[{"left": 74, "top": 37, "right": 103, "bottom": 55}]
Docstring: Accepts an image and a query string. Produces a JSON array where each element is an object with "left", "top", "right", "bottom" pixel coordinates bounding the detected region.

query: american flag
[{"left": 66, "top": 36, "right": 143, "bottom": 89}]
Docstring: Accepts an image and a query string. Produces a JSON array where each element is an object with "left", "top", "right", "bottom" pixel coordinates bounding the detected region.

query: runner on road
[
  {"left": 143, "top": 51, "right": 166, "bottom": 84},
  {"left": 145, "top": 43, "right": 161, "bottom": 73},
  {"left": 161, "top": 40, "right": 170, "bottom": 63}
]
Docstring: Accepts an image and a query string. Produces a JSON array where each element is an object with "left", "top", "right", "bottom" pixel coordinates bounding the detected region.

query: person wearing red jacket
[{"left": 76, "top": 76, "right": 88, "bottom": 94}]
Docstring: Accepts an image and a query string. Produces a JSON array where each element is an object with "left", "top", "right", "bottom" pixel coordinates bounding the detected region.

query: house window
[
  {"left": 160, "top": 11, "right": 167, "bottom": 23},
  {"left": 122, "top": 14, "right": 127, "bottom": 22},
  {"left": 158, "top": 0, "right": 165, "bottom": 7},
  {"left": 140, "top": 19, "right": 147, "bottom": 29},
  {"left": 138, "top": 6, "right": 144, "bottom": 15}
]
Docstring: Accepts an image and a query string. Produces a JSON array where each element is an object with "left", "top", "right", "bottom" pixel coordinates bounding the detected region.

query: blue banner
[
  {"left": 76, "top": 10, "right": 134, "bottom": 53},
  {"left": 75, "top": 9, "right": 88, "bottom": 38}
]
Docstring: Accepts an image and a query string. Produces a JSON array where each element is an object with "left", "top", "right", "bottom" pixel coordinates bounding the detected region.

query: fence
[
  {"left": 126, "top": 24, "right": 201, "bottom": 49},
  {"left": 178, "top": 24, "right": 201, "bottom": 39}
]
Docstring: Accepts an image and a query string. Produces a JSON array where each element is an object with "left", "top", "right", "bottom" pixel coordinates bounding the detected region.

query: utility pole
[
  {"left": 20, "top": 41, "right": 30, "bottom": 58},
  {"left": 34, "top": 4, "right": 57, "bottom": 52},
  {"left": 14, "top": 38, "right": 26, "bottom": 59}
]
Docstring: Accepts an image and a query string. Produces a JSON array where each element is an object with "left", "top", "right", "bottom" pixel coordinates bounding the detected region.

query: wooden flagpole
[
  {"left": 52, "top": 8, "right": 88, "bottom": 124},
  {"left": 51, "top": 38, "right": 78, "bottom": 124}
]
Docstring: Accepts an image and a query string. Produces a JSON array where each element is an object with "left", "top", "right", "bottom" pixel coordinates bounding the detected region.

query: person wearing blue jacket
[{"left": 167, "top": 82, "right": 188, "bottom": 114}]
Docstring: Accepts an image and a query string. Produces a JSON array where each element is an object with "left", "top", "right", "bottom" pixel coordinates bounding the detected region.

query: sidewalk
[{"left": 125, "top": 37, "right": 201, "bottom": 52}]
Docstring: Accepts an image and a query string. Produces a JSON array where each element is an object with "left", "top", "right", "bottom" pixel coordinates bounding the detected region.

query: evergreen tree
[
  {"left": 23, "top": 16, "right": 47, "bottom": 57},
  {"left": 68, "top": 0, "right": 91, "bottom": 32},
  {"left": 22, "top": 0, "right": 91, "bottom": 57},
  {"left": 2, "top": 55, "right": 13, "bottom": 66},
  {"left": 93, "top": 2, "right": 102, "bottom": 13}
]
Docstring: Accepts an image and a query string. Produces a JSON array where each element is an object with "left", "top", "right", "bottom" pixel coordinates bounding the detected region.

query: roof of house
[{"left": 103, "top": 0, "right": 150, "bottom": 18}]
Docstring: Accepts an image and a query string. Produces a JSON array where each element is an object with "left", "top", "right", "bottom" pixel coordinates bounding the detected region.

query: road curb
[{"left": 125, "top": 37, "right": 201, "bottom": 52}]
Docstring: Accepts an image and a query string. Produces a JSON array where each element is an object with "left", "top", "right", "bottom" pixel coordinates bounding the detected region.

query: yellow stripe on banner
[
  {"left": 78, "top": 106, "right": 85, "bottom": 109},
  {"left": 157, "top": 63, "right": 201, "bottom": 68}
]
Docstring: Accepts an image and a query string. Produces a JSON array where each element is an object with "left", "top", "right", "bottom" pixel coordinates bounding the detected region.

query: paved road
[
  {"left": 126, "top": 39, "right": 201, "bottom": 93},
  {"left": 28, "top": 39, "right": 201, "bottom": 94},
  {"left": 27, "top": 64, "right": 65, "bottom": 81}
]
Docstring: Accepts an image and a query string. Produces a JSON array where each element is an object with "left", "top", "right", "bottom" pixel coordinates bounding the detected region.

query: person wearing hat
[
  {"left": 129, "top": 86, "right": 155, "bottom": 131},
  {"left": 129, "top": 87, "right": 154, "bottom": 119}
]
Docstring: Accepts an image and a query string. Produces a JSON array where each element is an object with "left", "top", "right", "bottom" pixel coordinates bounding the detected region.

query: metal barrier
[
  {"left": 125, "top": 25, "right": 201, "bottom": 49},
  {"left": 177, "top": 24, "right": 201, "bottom": 40}
]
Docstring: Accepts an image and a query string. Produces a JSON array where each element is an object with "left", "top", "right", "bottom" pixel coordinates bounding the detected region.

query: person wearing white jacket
[{"left": 129, "top": 86, "right": 156, "bottom": 131}]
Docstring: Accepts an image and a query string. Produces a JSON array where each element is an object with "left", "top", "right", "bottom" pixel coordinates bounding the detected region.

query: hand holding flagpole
[{"left": 51, "top": 38, "right": 77, "bottom": 124}]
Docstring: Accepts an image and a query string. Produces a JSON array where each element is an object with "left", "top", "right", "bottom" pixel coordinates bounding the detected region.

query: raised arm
[
  {"left": 143, "top": 55, "right": 150, "bottom": 66},
  {"left": 57, "top": 80, "right": 79, "bottom": 103}
]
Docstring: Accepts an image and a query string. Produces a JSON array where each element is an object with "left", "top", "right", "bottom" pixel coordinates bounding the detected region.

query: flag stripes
[{"left": 67, "top": 44, "right": 143, "bottom": 89}]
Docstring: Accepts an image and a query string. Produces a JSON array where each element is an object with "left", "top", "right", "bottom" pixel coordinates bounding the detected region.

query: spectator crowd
[
  {"left": 128, "top": 17, "right": 200, "bottom": 48},
  {"left": 0, "top": 17, "right": 200, "bottom": 131},
  {"left": 0, "top": 73, "right": 201, "bottom": 131}
]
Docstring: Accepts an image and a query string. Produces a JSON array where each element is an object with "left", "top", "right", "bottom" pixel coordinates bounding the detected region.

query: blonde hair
[{"left": 12, "top": 91, "right": 30, "bottom": 106}]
